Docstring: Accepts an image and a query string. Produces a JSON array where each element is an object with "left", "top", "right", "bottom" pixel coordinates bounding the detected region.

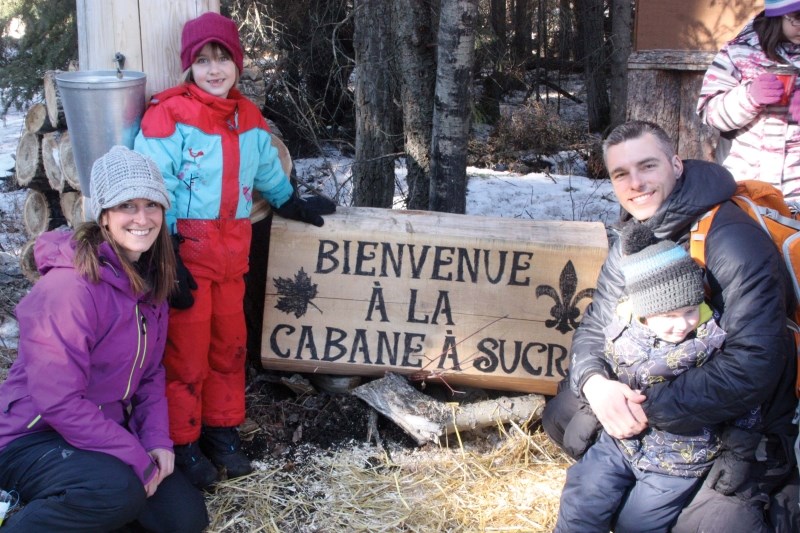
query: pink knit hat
[{"left": 180, "top": 12, "right": 243, "bottom": 73}]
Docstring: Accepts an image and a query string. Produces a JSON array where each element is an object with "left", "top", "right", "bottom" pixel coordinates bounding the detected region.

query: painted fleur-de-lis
[{"left": 535, "top": 260, "right": 595, "bottom": 334}]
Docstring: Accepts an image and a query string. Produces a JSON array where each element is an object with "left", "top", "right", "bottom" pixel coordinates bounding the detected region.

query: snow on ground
[{"left": 0, "top": 107, "right": 615, "bottom": 348}]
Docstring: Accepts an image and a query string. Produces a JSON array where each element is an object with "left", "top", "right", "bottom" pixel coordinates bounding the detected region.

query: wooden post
[
  {"left": 626, "top": 51, "right": 718, "bottom": 161},
  {"left": 75, "top": 0, "right": 221, "bottom": 98},
  {"left": 627, "top": 1, "right": 761, "bottom": 158}
]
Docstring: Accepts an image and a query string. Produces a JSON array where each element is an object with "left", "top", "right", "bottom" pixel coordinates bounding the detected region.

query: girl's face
[
  {"left": 782, "top": 13, "right": 800, "bottom": 44},
  {"left": 643, "top": 305, "right": 701, "bottom": 344},
  {"left": 190, "top": 43, "right": 237, "bottom": 98},
  {"left": 100, "top": 198, "right": 163, "bottom": 262}
]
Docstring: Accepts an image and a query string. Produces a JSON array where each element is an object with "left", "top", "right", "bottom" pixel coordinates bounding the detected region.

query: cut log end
[
  {"left": 44, "top": 70, "right": 66, "bottom": 129},
  {"left": 19, "top": 239, "right": 39, "bottom": 283},
  {"left": 16, "top": 132, "right": 48, "bottom": 190},
  {"left": 59, "top": 131, "right": 81, "bottom": 192},
  {"left": 23, "top": 189, "right": 66, "bottom": 238},
  {"left": 59, "top": 191, "right": 83, "bottom": 228},
  {"left": 24, "top": 103, "right": 55, "bottom": 135},
  {"left": 42, "top": 130, "right": 65, "bottom": 192}
]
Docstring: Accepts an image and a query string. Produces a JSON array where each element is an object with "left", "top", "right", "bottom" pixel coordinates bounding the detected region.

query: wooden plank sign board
[{"left": 261, "top": 207, "right": 608, "bottom": 395}]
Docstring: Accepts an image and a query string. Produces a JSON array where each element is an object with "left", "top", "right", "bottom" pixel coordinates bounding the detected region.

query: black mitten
[
  {"left": 705, "top": 426, "right": 762, "bottom": 496},
  {"left": 170, "top": 235, "right": 198, "bottom": 310},
  {"left": 274, "top": 193, "right": 336, "bottom": 227},
  {"left": 562, "top": 400, "right": 602, "bottom": 460}
]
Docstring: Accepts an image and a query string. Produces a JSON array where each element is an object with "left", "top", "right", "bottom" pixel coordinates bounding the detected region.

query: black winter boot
[
  {"left": 200, "top": 426, "right": 253, "bottom": 479},
  {"left": 174, "top": 440, "right": 218, "bottom": 490}
]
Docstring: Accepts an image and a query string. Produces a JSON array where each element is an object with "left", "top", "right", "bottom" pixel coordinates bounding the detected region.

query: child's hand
[
  {"left": 748, "top": 73, "right": 785, "bottom": 106},
  {"left": 275, "top": 193, "right": 337, "bottom": 227},
  {"left": 169, "top": 235, "right": 198, "bottom": 309}
]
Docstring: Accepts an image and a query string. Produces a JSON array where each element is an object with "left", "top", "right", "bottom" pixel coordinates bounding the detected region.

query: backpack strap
[
  {"left": 690, "top": 205, "right": 722, "bottom": 269},
  {"left": 732, "top": 195, "right": 800, "bottom": 235}
]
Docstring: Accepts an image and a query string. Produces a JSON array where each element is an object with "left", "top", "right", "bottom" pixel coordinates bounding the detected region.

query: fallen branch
[{"left": 352, "top": 372, "right": 545, "bottom": 445}]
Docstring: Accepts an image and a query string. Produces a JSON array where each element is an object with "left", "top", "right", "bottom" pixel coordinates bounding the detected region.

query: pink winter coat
[
  {"left": 0, "top": 230, "right": 171, "bottom": 484},
  {"left": 697, "top": 19, "right": 800, "bottom": 200}
]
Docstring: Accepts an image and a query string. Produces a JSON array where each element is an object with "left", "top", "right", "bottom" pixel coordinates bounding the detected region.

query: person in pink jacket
[
  {"left": 698, "top": 0, "right": 800, "bottom": 201},
  {"left": 0, "top": 147, "right": 207, "bottom": 532}
]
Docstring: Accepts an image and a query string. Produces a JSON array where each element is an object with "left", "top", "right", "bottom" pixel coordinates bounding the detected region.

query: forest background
[{"left": 0, "top": 0, "right": 631, "bottom": 212}]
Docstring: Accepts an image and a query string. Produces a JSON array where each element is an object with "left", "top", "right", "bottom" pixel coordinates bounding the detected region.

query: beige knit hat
[{"left": 89, "top": 146, "right": 170, "bottom": 222}]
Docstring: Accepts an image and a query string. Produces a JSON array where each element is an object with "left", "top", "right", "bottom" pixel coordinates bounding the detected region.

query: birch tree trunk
[
  {"left": 352, "top": 0, "right": 398, "bottom": 207},
  {"left": 429, "top": 0, "right": 477, "bottom": 214},
  {"left": 392, "top": 0, "right": 438, "bottom": 210}
]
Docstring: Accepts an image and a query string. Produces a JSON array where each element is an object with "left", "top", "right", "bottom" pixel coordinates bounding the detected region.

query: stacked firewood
[{"left": 15, "top": 70, "right": 84, "bottom": 282}]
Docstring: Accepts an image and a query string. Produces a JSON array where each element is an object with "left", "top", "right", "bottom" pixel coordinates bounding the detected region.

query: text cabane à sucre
[{"left": 262, "top": 208, "right": 607, "bottom": 395}]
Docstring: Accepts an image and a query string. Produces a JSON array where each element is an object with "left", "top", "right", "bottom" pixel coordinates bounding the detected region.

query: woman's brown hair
[{"left": 72, "top": 209, "right": 176, "bottom": 303}]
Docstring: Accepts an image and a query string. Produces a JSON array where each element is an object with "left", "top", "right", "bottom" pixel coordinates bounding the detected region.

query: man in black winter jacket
[{"left": 543, "top": 121, "right": 799, "bottom": 532}]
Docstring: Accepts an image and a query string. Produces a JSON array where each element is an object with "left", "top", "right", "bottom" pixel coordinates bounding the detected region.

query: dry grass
[{"left": 205, "top": 422, "right": 571, "bottom": 532}]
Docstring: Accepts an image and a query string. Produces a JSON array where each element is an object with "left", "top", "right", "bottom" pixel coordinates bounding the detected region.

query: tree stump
[
  {"left": 59, "top": 130, "right": 81, "bottom": 192},
  {"left": 19, "top": 239, "right": 39, "bottom": 283},
  {"left": 24, "top": 103, "right": 56, "bottom": 135},
  {"left": 23, "top": 189, "right": 65, "bottom": 237},
  {"left": 59, "top": 191, "right": 84, "bottom": 228},
  {"left": 15, "top": 131, "right": 50, "bottom": 191},
  {"left": 42, "top": 130, "right": 69, "bottom": 192},
  {"left": 44, "top": 70, "right": 66, "bottom": 129}
]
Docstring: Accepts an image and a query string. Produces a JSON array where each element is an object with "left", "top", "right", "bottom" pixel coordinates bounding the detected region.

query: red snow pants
[{"left": 165, "top": 219, "right": 252, "bottom": 445}]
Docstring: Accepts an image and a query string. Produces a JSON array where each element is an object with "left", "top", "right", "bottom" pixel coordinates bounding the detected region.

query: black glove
[
  {"left": 274, "top": 193, "right": 336, "bottom": 227},
  {"left": 170, "top": 235, "right": 198, "bottom": 310},
  {"left": 705, "top": 426, "right": 762, "bottom": 496}
]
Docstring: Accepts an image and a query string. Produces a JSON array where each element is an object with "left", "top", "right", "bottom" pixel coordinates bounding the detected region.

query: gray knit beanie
[
  {"left": 620, "top": 224, "right": 705, "bottom": 318},
  {"left": 89, "top": 146, "right": 170, "bottom": 222}
]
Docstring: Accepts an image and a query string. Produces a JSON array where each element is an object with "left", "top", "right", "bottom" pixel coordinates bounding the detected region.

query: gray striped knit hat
[
  {"left": 89, "top": 146, "right": 170, "bottom": 223},
  {"left": 620, "top": 224, "right": 704, "bottom": 318}
]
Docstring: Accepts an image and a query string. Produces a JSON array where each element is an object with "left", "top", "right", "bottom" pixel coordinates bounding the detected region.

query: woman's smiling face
[{"left": 101, "top": 198, "right": 163, "bottom": 262}]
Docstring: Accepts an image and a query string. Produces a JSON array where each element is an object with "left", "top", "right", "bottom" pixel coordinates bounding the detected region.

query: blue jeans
[{"left": 0, "top": 431, "right": 208, "bottom": 533}]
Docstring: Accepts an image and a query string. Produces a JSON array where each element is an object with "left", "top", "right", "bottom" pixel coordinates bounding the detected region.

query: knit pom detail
[{"left": 621, "top": 224, "right": 658, "bottom": 256}]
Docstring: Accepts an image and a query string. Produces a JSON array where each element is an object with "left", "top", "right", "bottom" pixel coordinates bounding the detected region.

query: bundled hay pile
[{"left": 205, "top": 423, "right": 570, "bottom": 532}]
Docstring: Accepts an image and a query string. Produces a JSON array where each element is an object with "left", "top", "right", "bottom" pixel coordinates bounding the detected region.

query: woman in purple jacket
[{"left": 0, "top": 147, "right": 207, "bottom": 532}]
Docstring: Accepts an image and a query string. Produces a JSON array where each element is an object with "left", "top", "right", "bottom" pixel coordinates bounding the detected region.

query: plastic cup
[{"left": 770, "top": 66, "right": 797, "bottom": 105}]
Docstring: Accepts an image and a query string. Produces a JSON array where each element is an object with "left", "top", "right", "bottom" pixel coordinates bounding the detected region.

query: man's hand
[
  {"left": 582, "top": 374, "right": 648, "bottom": 439},
  {"left": 143, "top": 448, "right": 175, "bottom": 497}
]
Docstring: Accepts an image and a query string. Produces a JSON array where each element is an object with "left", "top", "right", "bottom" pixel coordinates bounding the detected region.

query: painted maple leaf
[{"left": 273, "top": 268, "right": 322, "bottom": 318}]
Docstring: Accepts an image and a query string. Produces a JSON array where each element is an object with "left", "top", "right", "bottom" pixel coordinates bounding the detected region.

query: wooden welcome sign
[{"left": 261, "top": 207, "right": 608, "bottom": 395}]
